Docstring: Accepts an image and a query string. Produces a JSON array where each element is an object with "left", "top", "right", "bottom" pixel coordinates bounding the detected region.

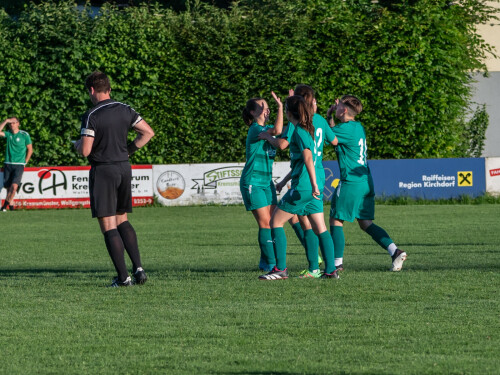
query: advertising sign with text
[
  {"left": 0, "top": 165, "right": 154, "bottom": 209},
  {"left": 153, "top": 163, "right": 292, "bottom": 206},
  {"left": 324, "top": 158, "right": 486, "bottom": 199},
  {"left": 485, "top": 157, "right": 500, "bottom": 195}
]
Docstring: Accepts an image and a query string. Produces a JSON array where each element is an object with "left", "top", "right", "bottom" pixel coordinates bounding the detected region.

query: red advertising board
[{"left": 1, "top": 165, "right": 153, "bottom": 209}]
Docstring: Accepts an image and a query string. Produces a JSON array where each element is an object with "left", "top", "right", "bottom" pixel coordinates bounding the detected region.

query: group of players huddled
[
  {"left": 1, "top": 75, "right": 407, "bottom": 286},
  {"left": 240, "top": 85, "right": 407, "bottom": 280}
]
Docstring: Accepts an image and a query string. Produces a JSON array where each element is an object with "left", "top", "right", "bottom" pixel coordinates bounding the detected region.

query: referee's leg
[
  {"left": 99, "top": 215, "right": 129, "bottom": 283},
  {"left": 116, "top": 213, "right": 143, "bottom": 272}
]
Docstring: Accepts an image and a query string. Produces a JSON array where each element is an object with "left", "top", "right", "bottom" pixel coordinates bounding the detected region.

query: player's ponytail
[
  {"left": 285, "top": 96, "right": 314, "bottom": 139},
  {"left": 242, "top": 98, "right": 264, "bottom": 126},
  {"left": 294, "top": 84, "right": 316, "bottom": 114}
]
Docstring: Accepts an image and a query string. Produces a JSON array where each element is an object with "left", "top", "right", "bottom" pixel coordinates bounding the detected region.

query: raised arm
[
  {"left": 326, "top": 98, "right": 342, "bottom": 128},
  {"left": 0, "top": 118, "right": 15, "bottom": 137},
  {"left": 265, "top": 91, "right": 283, "bottom": 136}
]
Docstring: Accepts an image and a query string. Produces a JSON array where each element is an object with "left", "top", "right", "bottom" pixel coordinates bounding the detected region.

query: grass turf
[{"left": 0, "top": 205, "right": 499, "bottom": 374}]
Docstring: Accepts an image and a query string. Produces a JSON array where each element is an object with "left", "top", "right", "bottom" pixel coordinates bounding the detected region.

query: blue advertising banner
[{"left": 322, "top": 158, "right": 486, "bottom": 200}]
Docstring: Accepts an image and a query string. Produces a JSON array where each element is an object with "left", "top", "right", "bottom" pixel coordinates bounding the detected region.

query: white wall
[{"left": 472, "top": 1, "right": 500, "bottom": 157}]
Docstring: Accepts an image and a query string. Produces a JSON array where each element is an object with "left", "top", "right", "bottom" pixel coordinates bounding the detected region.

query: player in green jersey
[
  {"left": 259, "top": 85, "right": 326, "bottom": 272},
  {"left": 326, "top": 95, "right": 407, "bottom": 272},
  {"left": 259, "top": 110, "right": 309, "bottom": 252},
  {"left": 259, "top": 96, "right": 338, "bottom": 280},
  {"left": 0, "top": 117, "right": 33, "bottom": 211},
  {"left": 265, "top": 85, "right": 337, "bottom": 278},
  {"left": 240, "top": 92, "right": 283, "bottom": 272}
]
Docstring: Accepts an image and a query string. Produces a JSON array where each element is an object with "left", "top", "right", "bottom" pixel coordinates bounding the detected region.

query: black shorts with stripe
[{"left": 89, "top": 161, "right": 132, "bottom": 218}]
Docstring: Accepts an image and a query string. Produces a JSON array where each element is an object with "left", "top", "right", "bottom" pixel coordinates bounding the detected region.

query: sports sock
[
  {"left": 365, "top": 223, "right": 395, "bottom": 254},
  {"left": 318, "top": 231, "right": 335, "bottom": 274},
  {"left": 117, "top": 221, "right": 142, "bottom": 273},
  {"left": 331, "top": 225, "right": 345, "bottom": 260},
  {"left": 1, "top": 201, "right": 9, "bottom": 210},
  {"left": 335, "top": 258, "right": 343, "bottom": 267},
  {"left": 304, "top": 229, "right": 319, "bottom": 271},
  {"left": 291, "top": 222, "right": 306, "bottom": 248},
  {"left": 103, "top": 229, "right": 128, "bottom": 282},
  {"left": 258, "top": 228, "right": 276, "bottom": 265},
  {"left": 8, "top": 205, "right": 14, "bottom": 211},
  {"left": 271, "top": 227, "right": 287, "bottom": 270},
  {"left": 387, "top": 243, "right": 398, "bottom": 257}
]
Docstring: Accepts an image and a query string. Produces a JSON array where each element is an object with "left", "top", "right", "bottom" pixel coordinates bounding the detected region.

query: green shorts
[
  {"left": 240, "top": 182, "right": 277, "bottom": 211},
  {"left": 329, "top": 179, "right": 375, "bottom": 222},
  {"left": 278, "top": 189, "right": 324, "bottom": 216}
]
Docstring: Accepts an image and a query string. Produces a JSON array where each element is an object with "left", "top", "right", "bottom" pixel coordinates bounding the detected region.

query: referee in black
[{"left": 75, "top": 71, "right": 155, "bottom": 287}]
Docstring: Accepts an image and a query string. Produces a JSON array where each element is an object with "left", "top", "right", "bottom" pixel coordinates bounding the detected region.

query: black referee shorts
[
  {"left": 3, "top": 164, "right": 25, "bottom": 188},
  {"left": 89, "top": 161, "right": 133, "bottom": 218}
]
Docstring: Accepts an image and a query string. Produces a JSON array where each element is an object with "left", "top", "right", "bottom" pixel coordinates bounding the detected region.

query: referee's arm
[
  {"left": 127, "top": 120, "right": 154, "bottom": 155},
  {"left": 75, "top": 136, "right": 94, "bottom": 157}
]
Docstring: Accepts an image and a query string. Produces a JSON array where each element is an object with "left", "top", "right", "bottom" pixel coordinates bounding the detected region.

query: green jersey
[
  {"left": 280, "top": 122, "right": 296, "bottom": 141},
  {"left": 312, "top": 114, "right": 335, "bottom": 191},
  {"left": 3, "top": 130, "right": 32, "bottom": 165},
  {"left": 289, "top": 125, "right": 316, "bottom": 190},
  {"left": 240, "top": 122, "right": 276, "bottom": 187},
  {"left": 333, "top": 121, "right": 370, "bottom": 182}
]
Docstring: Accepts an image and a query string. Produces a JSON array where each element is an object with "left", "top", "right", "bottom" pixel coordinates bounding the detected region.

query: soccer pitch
[{"left": 1, "top": 205, "right": 499, "bottom": 374}]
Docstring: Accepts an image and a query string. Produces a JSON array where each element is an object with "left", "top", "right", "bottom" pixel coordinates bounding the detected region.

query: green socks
[
  {"left": 318, "top": 231, "right": 335, "bottom": 274},
  {"left": 271, "top": 227, "right": 287, "bottom": 270},
  {"left": 331, "top": 225, "right": 345, "bottom": 260},
  {"left": 258, "top": 228, "right": 275, "bottom": 265},
  {"left": 304, "top": 229, "right": 319, "bottom": 271},
  {"left": 365, "top": 223, "right": 393, "bottom": 250},
  {"left": 291, "top": 222, "right": 306, "bottom": 248}
]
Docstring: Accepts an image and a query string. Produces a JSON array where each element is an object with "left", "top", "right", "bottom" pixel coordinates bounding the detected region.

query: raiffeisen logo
[{"left": 38, "top": 169, "right": 68, "bottom": 195}]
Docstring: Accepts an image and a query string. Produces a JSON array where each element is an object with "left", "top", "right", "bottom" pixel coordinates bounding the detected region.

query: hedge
[{"left": 0, "top": 0, "right": 496, "bottom": 166}]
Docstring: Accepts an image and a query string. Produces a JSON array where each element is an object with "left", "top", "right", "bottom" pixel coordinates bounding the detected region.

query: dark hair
[
  {"left": 340, "top": 95, "right": 363, "bottom": 116},
  {"left": 294, "top": 84, "right": 316, "bottom": 114},
  {"left": 242, "top": 97, "right": 264, "bottom": 126},
  {"left": 286, "top": 95, "right": 314, "bottom": 138},
  {"left": 85, "top": 71, "right": 111, "bottom": 93}
]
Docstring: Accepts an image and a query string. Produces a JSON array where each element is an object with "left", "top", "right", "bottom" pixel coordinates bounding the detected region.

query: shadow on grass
[
  {"left": 0, "top": 268, "right": 109, "bottom": 276},
  {"left": 2, "top": 257, "right": 498, "bottom": 278}
]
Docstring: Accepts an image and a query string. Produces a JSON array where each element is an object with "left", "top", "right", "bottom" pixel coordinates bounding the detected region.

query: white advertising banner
[
  {"left": 153, "top": 162, "right": 293, "bottom": 206},
  {"left": 485, "top": 157, "right": 500, "bottom": 195},
  {"left": 0, "top": 165, "right": 154, "bottom": 209}
]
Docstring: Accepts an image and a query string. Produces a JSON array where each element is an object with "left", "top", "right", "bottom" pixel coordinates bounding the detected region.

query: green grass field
[{"left": 1, "top": 205, "right": 499, "bottom": 374}]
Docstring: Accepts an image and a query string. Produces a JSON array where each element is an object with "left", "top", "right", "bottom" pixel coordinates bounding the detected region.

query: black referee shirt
[{"left": 80, "top": 99, "right": 142, "bottom": 165}]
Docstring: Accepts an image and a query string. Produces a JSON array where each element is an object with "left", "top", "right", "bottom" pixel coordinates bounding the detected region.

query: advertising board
[
  {"left": 0, "top": 165, "right": 154, "bottom": 209},
  {"left": 324, "top": 158, "right": 486, "bottom": 199},
  {"left": 152, "top": 163, "right": 292, "bottom": 206},
  {"left": 485, "top": 157, "right": 500, "bottom": 196}
]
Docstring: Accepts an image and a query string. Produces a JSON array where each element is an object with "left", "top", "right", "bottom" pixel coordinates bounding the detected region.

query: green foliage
[
  {"left": 0, "top": 0, "right": 496, "bottom": 166},
  {"left": 463, "top": 103, "right": 489, "bottom": 158}
]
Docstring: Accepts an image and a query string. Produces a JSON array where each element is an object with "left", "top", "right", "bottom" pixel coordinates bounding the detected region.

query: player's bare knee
[{"left": 358, "top": 219, "right": 372, "bottom": 231}]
